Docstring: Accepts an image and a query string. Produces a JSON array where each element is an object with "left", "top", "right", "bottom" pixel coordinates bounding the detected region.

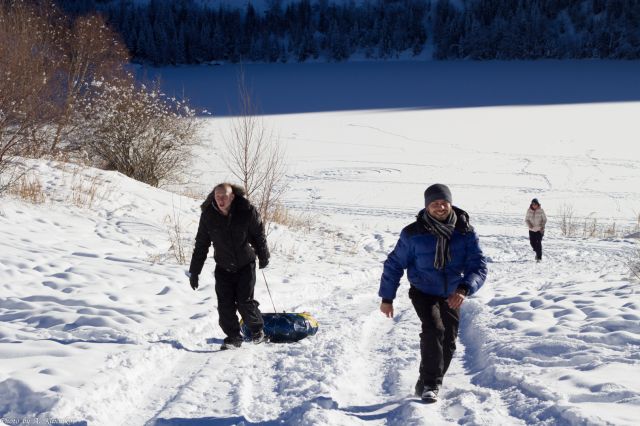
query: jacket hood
[
  {"left": 417, "top": 205, "right": 474, "bottom": 233},
  {"left": 200, "top": 184, "right": 247, "bottom": 211}
]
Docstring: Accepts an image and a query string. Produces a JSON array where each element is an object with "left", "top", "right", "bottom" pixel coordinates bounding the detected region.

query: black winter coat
[{"left": 189, "top": 193, "right": 269, "bottom": 275}]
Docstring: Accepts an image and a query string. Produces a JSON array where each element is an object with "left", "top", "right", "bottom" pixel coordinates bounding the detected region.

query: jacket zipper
[
  {"left": 226, "top": 212, "right": 240, "bottom": 269},
  {"left": 443, "top": 259, "right": 449, "bottom": 296}
]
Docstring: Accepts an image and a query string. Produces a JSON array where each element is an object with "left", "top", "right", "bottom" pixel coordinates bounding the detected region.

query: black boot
[
  {"left": 421, "top": 385, "right": 439, "bottom": 403},
  {"left": 220, "top": 335, "right": 243, "bottom": 350},
  {"left": 414, "top": 378, "right": 424, "bottom": 397},
  {"left": 251, "top": 329, "right": 266, "bottom": 344}
]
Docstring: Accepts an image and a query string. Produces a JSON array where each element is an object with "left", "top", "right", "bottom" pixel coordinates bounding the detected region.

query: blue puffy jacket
[{"left": 379, "top": 207, "right": 487, "bottom": 300}]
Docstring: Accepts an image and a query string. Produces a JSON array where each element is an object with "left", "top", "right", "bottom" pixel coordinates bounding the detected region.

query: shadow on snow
[{"left": 153, "top": 395, "right": 427, "bottom": 425}]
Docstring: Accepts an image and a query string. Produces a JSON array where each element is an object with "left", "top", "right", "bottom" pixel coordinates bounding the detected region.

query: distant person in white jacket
[{"left": 525, "top": 198, "right": 547, "bottom": 262}]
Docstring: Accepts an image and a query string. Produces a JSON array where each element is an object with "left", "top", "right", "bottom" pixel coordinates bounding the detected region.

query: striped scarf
[{"left": 422, "top": 209, "right": 457, "bottom": 269}]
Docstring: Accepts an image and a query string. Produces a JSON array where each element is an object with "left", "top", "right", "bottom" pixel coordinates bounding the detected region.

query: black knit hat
[
  {"left": 424, "top": 183, "right": 452, "bottom": 205},
  {"left": 531, "top": 198, "right": 540, "bottom": 205}
]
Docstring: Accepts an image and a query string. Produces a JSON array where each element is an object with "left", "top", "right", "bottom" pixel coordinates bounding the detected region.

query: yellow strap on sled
[{"left": 299, "top": 311, "right": 319, "bottom": 328}]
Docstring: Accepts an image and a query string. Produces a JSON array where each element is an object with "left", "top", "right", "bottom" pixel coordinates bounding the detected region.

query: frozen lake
[{"left": 145, "top": 60, "right": 640, "bottom": 116}]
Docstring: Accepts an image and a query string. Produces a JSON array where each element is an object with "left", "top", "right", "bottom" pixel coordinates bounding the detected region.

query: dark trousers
[
  {"left": 214, "top": 262, "right": 263, "bottom": 338},
  {"left": 409, "top": 286, "right": 460, "bottom": 388},
  {"left": 529, "top": 230, "right": 543, "bottom": 260}
]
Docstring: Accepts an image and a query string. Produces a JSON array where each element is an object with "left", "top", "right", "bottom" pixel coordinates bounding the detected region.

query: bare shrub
[
  {"left": 77, "top": 77, "right": 200, "bottom": 187},
  {"left": 224, "top": 72, "right": 287, "bottom": 226},
  {"left": 1, "top": 1, "right": 200, "bottom": 191},
  {"left": 0, "top": 1, "right": 61, "bottom": 176},
  {"left": 558, "top": 203, "right": 578, "bottom": 237},
  {"left": 0, "top": 158, "right": 26, "bottom": 193},
  {"left": 0, "top": 1, "right": 130, "bottom": 188},
  {"left": 47, "top": 13, "right": 130, "bottom": 155}
]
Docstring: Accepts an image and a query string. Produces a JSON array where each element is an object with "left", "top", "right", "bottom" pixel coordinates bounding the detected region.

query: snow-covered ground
[{"left": 2, "top": 62, "right": 640, "bottom": 425}]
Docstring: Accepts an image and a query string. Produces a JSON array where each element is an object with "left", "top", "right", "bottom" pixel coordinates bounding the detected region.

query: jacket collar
[{"left": 416, "top": 206, "right": 473, "bottom": 234}]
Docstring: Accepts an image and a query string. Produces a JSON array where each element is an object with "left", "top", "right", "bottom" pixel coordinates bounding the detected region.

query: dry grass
[
  {"left": 602, "top": 221, "right": 618, "bottom": 238},
  {"left": 558, "top": 203, "right": 578, "bottom": 237},
  {"left": 628, "top": 246, "right": 640, "bottom": 280},
  {"left": 68, "top": 172, "right": 112, "bottom": 209},
  {"left": 6, "top": 162, "right": 114, "bottom": 210},
  {"left": 177, "top": 188, "right": 204, "bottom": 201},
  {"left": 8, "top": 173, "right": 46, "bottom": 204},
  {"left": 163, "top": 200, "right": 197, "bottom": 265},
  {"left": 268, "top": 203, "right": 315, "bottom": 234},
  {"left": 581, "top": 215, "right": 598, "bottom": 238},
  {"left": 165, "top": 212, "right": 188, "bottom": 265},
  {"left": 557, "top": 204, "right": 638, "bottom": 239},
  {"left": 146, "top": 252, "right": 165, "bottom": 264}
]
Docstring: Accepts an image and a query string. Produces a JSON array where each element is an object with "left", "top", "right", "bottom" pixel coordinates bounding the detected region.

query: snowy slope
[{"left": 2, "top": 62, "right": 640, "bottom": 425}]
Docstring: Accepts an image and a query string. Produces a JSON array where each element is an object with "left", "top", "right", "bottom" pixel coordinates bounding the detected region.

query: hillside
[
  {"left": 2, "top": 92, "right": 639, "bottom": 423},
  {"left": 55, "top": 0, "right": 640, "bottom": 65}
]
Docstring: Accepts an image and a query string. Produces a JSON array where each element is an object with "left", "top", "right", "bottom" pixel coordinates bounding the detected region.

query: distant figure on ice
[
  {"left": 378, "top": 184, "right": 487, "bottom": 402},
  {"left": 188, "top": 183, "right": 270, "bottom": 350},
  {"left": 525, "top": 198, "right": 547, "bottom": 262}
]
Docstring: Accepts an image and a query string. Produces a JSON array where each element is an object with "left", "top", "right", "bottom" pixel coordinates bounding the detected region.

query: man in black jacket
[{"left": 189, "top": 183, "right": 270, "bottom": 350}]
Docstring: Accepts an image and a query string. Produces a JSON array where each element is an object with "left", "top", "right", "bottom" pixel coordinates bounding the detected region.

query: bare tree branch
[{"left": 223, "top": 70, "right": 288, "bottom": 226}]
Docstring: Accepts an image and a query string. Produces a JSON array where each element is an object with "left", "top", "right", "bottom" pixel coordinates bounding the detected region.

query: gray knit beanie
[{"left": 424, "top": 183, "right": 452, "bottom": 205}]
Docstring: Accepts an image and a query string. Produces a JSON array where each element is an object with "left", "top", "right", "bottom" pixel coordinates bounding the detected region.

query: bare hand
[
  {"left": 447, "top": 292, "right": 465, "bottom": 309},
  {"left": 380, "top": 302, "right": 394, "bottom": 318}
]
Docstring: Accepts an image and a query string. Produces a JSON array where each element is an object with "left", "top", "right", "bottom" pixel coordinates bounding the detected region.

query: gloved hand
[
  {"left": 258, "top": 258, "right": 269, "bottom": 269},
  {"left": 189, "top": 274, "right": 199, "bottom": 290}
]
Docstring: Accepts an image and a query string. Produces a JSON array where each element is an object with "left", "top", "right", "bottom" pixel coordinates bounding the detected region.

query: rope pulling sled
[{"left": 240, "top": 271, "right": 319, "bottom": 343}]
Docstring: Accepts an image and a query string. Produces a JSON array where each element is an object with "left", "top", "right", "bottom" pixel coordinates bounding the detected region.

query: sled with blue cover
[{"left": 241, "top": 312, "right": 319, "bottom": 343}]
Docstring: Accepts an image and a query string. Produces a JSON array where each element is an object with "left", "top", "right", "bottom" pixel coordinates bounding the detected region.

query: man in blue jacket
[{"left": 379, "top": 183, "right": 487, "bottom": 402}]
